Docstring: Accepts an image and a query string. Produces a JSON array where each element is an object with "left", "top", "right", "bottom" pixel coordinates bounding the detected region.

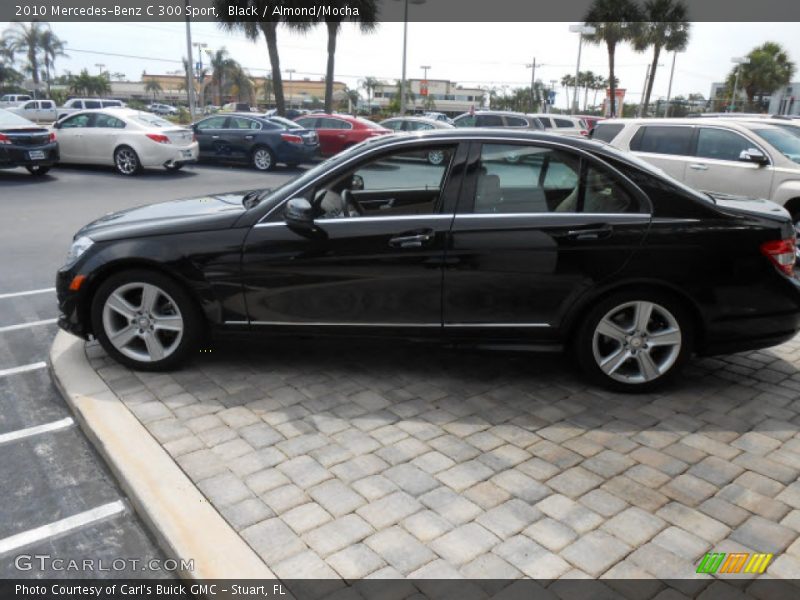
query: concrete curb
[{"left": 49, "top": 330, "right": 274, "bottom": 581}]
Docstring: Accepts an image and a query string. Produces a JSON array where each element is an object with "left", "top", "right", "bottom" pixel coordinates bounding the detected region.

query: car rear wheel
[
  {"left": 91, "top": 270, "right": 201, "bottom": 371},
  {"left": 26, "top": 165, "right": 50, "bottom": 176},
  {"left": 575, "top": 291, "right": 692, "bottom": 392},
  {"left": 114, "top": 146, "right": 141, "bottom": 176},
  {"left": 427, "top": 150, "right": 445, "bottom": 165},
  {"left": 251, "top": 146, "right": 275, "bottom": 171}
]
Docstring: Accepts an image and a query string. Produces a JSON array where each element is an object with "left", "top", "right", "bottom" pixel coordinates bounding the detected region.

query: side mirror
[
  {"left": 739, "top": 148, "right": 769, "bottom": 165},
  {"left": 53, "top": 121, "right": 62, "bottom": 129},
  {"left": 284, "top": 197, "right": 315, "bottom": 228}
]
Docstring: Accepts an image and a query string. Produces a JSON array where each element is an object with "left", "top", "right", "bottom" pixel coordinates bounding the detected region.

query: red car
[{"left": 294, "top": 114, "right": 391, "bottom": 156}]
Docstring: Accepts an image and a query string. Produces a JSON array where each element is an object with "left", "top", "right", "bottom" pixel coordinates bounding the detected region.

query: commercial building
[
  {"left": 372, "top": 79, "right": 485, "bottom": 116},
  {"left": 708, "top": 81, "right": 800, "bottom": 115}
]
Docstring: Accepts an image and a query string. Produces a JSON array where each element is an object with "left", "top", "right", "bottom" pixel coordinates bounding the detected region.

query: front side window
[
  {"left": 695, "top": 128, "right": 754, "bottom": 161},
  {"left": 591, "top": 123, "right": 624, "bottom": 143},
  {"left": 313, "top": 146, "right": 456, "bottom": 219},
  {"left": 476, "top": 114, "right": 504, "bottom": 127},
  {"left": 504, "top": 116, "right": 528, "bottom": 127},
  {"left": 407, "top": 120, "right": 434, "bottom": 131},
  {"left": 319, "top": 118, "right": 351, "bottom": 130},
  {"left": 454, "top": 115, "right": 476, "bottom": 127},
  {"left": 473, "top": 143, "right": 635, "bottom": 214},
  {"left": 23, "top": 101, "right": 36, "bottom": 109},
  {"left": 554, "top": 118, "right": 575, "bottom": 128},
  {"left": 60, "top": 114, "right": 92, "bottom": 128},
  {"left": 753, "top": 128, "right": 800, "bottom": 164},
  {"left": 630, "top": 125, "right": 693, "bottom": 156},
  {"left": 84, "top": 100, "right": 101, "bottom": 109},
  {"left": 196, "top": 116, "right": 227, "bottom": 130}
]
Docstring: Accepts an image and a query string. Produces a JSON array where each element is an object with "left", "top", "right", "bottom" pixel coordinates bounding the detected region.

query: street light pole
[
  {"left": 665, "top": 51, "right": 677, "bottom": 117},
  {"left": 638, "top": 64, "right": 651, "bottom": 118},
  {"left": 526, "top": 58, "right": 537, "bottom": 112},
  {"left": 569, "top": 24, "right": 595, "bottom": 115},
  {"left": 286, "top": 69, "right": 296, "bottom": 110},
  {"left": 395, "top": 0, "right": 426, "bottom": 116},
  {"left": 730, "top": 56, "right": 749, "bottom": 112},
  {"left": 549, "top": 79, "right": 558, "bottom": 114}
]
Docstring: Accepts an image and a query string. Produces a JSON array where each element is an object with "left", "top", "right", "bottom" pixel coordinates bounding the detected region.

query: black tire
[
  {"left": 90, "top": 269, "right": 202, "bottom": 371},
  {"left": 165, "top": 163, "right": 184, "bottom": 172},
  {"left": 26, "top": 165, "right": 50, "bottom": 176},
  {"left": 574, "top": 290, "right": 694, "bottom": 393},
  {"left": 251, "top": 146, "right": 275, "bottom": 171},
  {"left": 114, "top": 145, "right": 142, "bottom": 176}
]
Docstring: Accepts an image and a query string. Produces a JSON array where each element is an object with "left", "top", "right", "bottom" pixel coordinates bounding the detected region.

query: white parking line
[
  {"left": 0, "top": 500, "right": 126, "bottom": 555},
  {"left": 0, "top": 287, "right": 55, "bottom": 300},
  {"left": 0, "top": 361, "right": 47, "bottom": 378},
  {"left": 0, "top": 417, "right": 74, "bottom": 446},
  {"left": 0, "top": 318, "right": 57, "bottom": 333}
]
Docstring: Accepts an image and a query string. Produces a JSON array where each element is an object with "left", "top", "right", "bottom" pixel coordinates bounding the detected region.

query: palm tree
[
  {"left": 584, "top": 0, "right": 643, "bottom": 117},
  {"left": 145, "top": 80, "right": 163, "bottom": 102},
  {"left": 360, "top": 76, "right": 381, "bottom": 114},
  {"left": 262, "top": 74, "right": 274, "bottom": 108},
  {"left": 207, "top": 48, "right": 237, "bottom": 105},
  {"left": 39, "top": 28, "right": 67, "bottom": 97},
  {"left": 319, "top": 1, "right": 378, "bottom": 113},
  {"left": 3, "top": 22, "right": 48, "bottom": 87},
  {"left": 633, "top": 0, "right": 690, "bottom": 118},
  {"left": 726, "top": 42, "right": 795, "bottom": 111},
  {"left": 213, "top": 1, "right": 312, "bottom": 115},
  {"left": 561, "top": 74, "right": 576, "bottom": 109},
  {"left": 229, "top": 65, "right": 255, "bottom": 104}
]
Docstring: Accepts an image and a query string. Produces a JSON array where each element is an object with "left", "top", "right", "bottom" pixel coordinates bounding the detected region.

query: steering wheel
[{"left": 341, "top": 190, "right": 363, "bottom": 217}]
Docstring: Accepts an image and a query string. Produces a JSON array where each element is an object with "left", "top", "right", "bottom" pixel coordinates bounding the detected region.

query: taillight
[
  {"left": 0, "top": 133, "right": 10, "bottom": 145},
  {"left": 761, "top": 238, "right": 796, "bottom": 276},
  {"left": 146, "top": 133, "right": 170, "bottom": 144},
  {"left": 281, "top": 133, "right": 303, "bottom": 144},
  {"left": 49, "top": 132, "right": 56, "bottom": 142}
]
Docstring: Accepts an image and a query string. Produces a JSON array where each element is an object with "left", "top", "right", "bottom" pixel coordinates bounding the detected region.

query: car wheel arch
[
  {"left": 561, "top": 280, "right": 706, "bottom": 354},
  {"left": 79, "top": 259, "right": 214, "bottom": 338},
  {"left": 781, "top": 196, "right": 800, "bottom": 224}
]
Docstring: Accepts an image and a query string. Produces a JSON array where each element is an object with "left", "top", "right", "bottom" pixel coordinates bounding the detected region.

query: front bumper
[{"left": 56, "top": 265, "right": 92, "bottom": 339}]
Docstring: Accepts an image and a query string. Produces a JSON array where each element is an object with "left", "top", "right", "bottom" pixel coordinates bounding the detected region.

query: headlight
[{"left": 65, "top": 236, "right": 94, "bottom": 266}]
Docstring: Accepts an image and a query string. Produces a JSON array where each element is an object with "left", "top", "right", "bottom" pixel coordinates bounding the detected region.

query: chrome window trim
[
  {"left": 254, "top": 214, "right": 455, "bottom": 228},
  {"left": 257, "top": 133, "right": 650, "bottom": 225},
  {"left": 445, "top": 322, "right": 551, "bottom": 328},
  {"left": 226, "top": 320, "right": 552, "bottom": 328}
]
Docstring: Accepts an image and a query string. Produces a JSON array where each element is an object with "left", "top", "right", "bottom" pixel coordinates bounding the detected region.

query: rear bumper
[
  {"left": 140, "top": 142, "right": 200, "bottom": 167},
  {"left": 277, "top": 143, "right": 319, "bottom": 164},
  {"left": 0, "top": 142, "right": 59, "bottom": 168}
]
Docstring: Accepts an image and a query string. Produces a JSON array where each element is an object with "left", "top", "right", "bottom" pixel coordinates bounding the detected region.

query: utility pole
[
  {"left": 286, "top": 69, "right": 295, "bottom": 110},
  {"left": 569, "top": 24, "right": 595, "bottom": 115},
  {"left": 526, "top": 58, "right": 537, "bottom": 112},
  {"left": 421, "top": 65, "right": 430, "bottom": 80},
  {"left": 665, "top": 51, "right": 677, "bottom": 117},
  {"left": 638, "top": 63, "right": 651, "bottom": 118},
  {"left": 730, "top": 56, "right": 749, "bottom": 112},
  {"left": 183, "top": 0, "right": 196, "bottom": 121},
  {"left": 549, "top": 79, "right": 558, "bottom": 113}
]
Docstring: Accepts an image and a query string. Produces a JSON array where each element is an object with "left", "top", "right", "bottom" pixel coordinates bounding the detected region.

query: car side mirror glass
[
  {"left": 284, "top": 197, "right": 315, "bottom": 227},
  {"left": 739, "top": 148, "right": 768, "bottom": 165}
]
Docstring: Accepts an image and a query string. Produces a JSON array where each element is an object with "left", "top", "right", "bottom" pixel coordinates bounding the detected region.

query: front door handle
[
  {"left": 211, "top": 135, "right": 220, "bottom": 139},
  {"left": 244, "top": 135, "right": 255, "bottom": 140},
  {"left": 565, "top": 224, "right": 613, "bottom": 240},
  {"left": 389, "top": 230, "right": 435, "bottom": 249},
  {"left": 689, "top": 163, "right": 708, "bottom": 171}
]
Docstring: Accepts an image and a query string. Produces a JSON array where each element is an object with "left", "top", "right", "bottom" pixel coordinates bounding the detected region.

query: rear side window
[
  {"left": 695, "top": 128, "right": 754, "bottom": 161},
  {"left": 84, "top": 100, "right": 101, "bottom": 109},
  {"left": 454, "top": 115, "right": 476, "bottom": 127},
  {"left": 539, "top": 118, "right": 553, "bottom": 129},
  {"left": 295, "top": 118, "right": 318, "bottom": 129},
  {"left": 102, "top": 100, "right": 122, "bottom": 108},
  {"left": 196, "top": 116, "right": 227, "bottom": 130},
  {"left": 504, "top": 116, "right": 528, "bottom": 127},
  {"left": 554, "top": 118, "right": 574, "bottom": 128},
  {"left": 591, "top": 123, "right": 624, "bottom": 143},
  {"left": 407, "top": 120, "right": 434, "bottom": 131},
  {"left": 319, "top": 118, "right": 351, "bottom": 130},
  {"left": 93, "top": 114, "right": 126, "bottom": 128},
  {"left": 630, "top": 126, "right": 693, "bottom": 156},
  {"left": 476, "top": 114, "right": 504, "bottom": 127}
]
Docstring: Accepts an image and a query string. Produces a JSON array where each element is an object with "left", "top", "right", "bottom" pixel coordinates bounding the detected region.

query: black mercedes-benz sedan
[
  {"left": 56, "top": 130, "right": 800, "bottom": 392},
  {"left": 192, "top": 113, "right": 319, "bottom": 171},
  {"left": 0, "top": 108, "right": 59, "bottom": 176}
]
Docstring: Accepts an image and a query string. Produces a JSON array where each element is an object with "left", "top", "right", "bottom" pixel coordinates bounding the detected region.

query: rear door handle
[
  {"left": 565, "top": 224, "right": 613, "bottom": 240},
  {"left": 244, "top": 135, "right": 255, "bottom": 140},
  {"left": 689, "top": 163, "right": 708, "bottom": 171},
  {"left": 389, "top": 229, "right": 434, "bottom": 249},
  {"left": 211, "top": 135, "right": 220, "bottom": 139}
]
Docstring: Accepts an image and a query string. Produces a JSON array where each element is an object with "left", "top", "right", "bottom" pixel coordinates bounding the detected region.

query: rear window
[
  {"left": 630, "top": 125, "right": 693, "bottom": 156},
  {"left": 131, "top": 114, "right": 173, "bottom": 128},
  {"left": 591, "top": 123, "right": 624, "bottom": 143},
  {"left": 354, "top": 117, "right": 382, "bottom": 129},
  {"left": 268, "top": 116, "right": 302, "bottom": 130}
]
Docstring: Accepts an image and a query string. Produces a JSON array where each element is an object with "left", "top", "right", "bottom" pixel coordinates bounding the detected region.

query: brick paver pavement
[{"left": 85, "top": 334, "right": 800, "bottom": 587}]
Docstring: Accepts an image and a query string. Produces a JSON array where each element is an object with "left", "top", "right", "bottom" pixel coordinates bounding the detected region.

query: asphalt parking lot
[{"left": 0, "top": 161, "right": 297, "bottom": 576}]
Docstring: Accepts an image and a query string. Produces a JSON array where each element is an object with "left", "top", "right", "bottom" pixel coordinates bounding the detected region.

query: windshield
[
  {"left": 132, "top": 113, "right": 175, "bottom": 128},
  {"left": 0, "top": 109, "right": 35, "bottom": 127},
  {"left": 754, "top": 128, "right": 800, "bottom": 164},
  {"left": 268, "top": 116, "right": 302, "bottom": 130},
  {"left": 597, "top": 141, "right": 715, "bottom": 203}
]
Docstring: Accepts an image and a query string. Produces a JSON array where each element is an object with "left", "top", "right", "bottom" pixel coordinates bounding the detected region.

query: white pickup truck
[
  {"left": 7, "top": 99, "right": 58, "bottom": 123},
  {"left": 0, "top": 94, "right": 33, "bottom": 108}
]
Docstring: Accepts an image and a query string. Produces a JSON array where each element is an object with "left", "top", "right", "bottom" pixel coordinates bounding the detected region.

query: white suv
[
  {"left": 529, "top": 114, "right": 588, "bottom": 137},
  {"left": 594, "top": 118, "right": 800, "bottom": 223}
]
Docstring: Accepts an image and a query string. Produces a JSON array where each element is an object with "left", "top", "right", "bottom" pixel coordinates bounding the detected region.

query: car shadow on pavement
[
  {"left": 0, "top": 170, "right": 58, "bottom": 186},
  {"left": 52, "top": 163, "right": 200, "bottom": 179}
]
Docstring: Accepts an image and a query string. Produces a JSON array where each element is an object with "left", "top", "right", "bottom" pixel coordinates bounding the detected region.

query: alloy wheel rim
[
  {"left": 116, "top": 149, "right": 137, "bottom": 174},
  {"left": 102, "top": 282, "right": 184, "bottom": 363},
  {"left": 592, "top": 300, "right": 681, "bottom": 384},
  {"left": 254, "top": 149, "right": 271, "bottom": 170},
  {"left": 428, "top": 150, "right": 444, "bottom": 165}
]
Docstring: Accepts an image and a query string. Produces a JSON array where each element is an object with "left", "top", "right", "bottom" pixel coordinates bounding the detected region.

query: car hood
[
  {"left": 708, "top": 191, "right": 790, "bottom": 221},
  {"left": 76, "top": 190, "right": 253, "bottom": 242}
]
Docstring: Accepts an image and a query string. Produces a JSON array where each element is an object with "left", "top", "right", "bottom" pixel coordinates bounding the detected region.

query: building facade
[{"left": 372, "top": 79, "right": 485, "bottom": 115}]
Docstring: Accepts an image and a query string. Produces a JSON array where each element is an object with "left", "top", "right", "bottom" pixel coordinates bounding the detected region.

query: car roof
[{"left": 597, "top": 117, "right": 787, "bottom": 132}]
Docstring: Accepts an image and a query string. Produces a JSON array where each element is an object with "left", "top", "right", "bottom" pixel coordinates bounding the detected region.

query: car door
[
  {"left": 683, "top": 126, "right": 775, "bottom": 198},
  {"left": 83, "top": 112, "right": 126, "bottom": 163},
  {"left": 38, "top": 100, "right": 57, "bottom": 122},
  {"left": 239, "top": 141, "right": 467, "bottom": 334},
  {"left": 16, "top": 100, "right": 38, "bottom": 121},
  {"left": 628, "top": 124, "right": 693, "bottom": 183},
  {"left": 226, "top": 116, "right": 262, "bottom": 160},
  {"left": 443, "top": 141, "right": 652, "bottom": 340},
  {"left": 193, "top": 116, "right": 230, "bottom": 157},
  {"left": 55, "top": 113, "right": 94, "bottom": 162},
  {"left": 316, "top": 117, "right": 352, "bottom": 155}
]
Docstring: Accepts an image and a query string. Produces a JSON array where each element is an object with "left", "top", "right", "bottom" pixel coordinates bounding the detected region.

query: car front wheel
[
  {"left": 91, "top": 270, "right": 201, "bottom": 371},
  {"left": 575, "top": 291, "right": 692, "bottom": 392},
  {"left": 251, "top": 146, "right": 275, "bottom": 171}
]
